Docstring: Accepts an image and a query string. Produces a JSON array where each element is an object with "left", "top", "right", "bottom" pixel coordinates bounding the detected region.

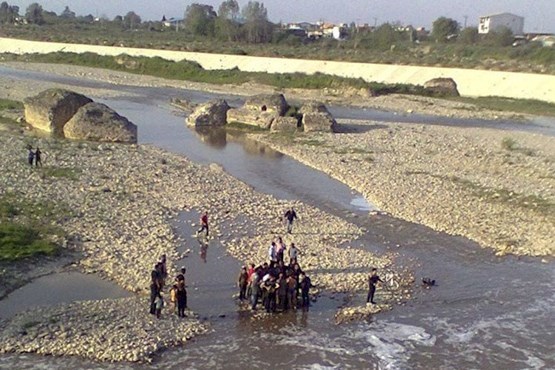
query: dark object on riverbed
[{"left": 422, "top": 278, "right": 436, "bottom": 287}]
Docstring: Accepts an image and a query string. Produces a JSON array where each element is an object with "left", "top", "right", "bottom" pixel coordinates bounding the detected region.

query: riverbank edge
[{"left": 1, "top": 37, "right": 555, "bottom": 103}]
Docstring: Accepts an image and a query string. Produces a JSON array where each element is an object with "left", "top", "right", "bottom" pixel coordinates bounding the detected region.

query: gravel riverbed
[{"left": 0, "top": 61, "right": 551, "bottom": 363}]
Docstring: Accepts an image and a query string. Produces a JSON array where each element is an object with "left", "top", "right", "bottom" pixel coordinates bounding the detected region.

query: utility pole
[
  {"left": 373, "top": 17, "right": 378, "bottom": 27},
  {"left": 463, "top": 15, "right": 468, "bottom": 29}
]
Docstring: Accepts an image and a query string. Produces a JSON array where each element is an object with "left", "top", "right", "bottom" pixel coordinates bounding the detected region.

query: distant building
[{"left": 478, "top": 13, "right": 524, "bottom": 35}]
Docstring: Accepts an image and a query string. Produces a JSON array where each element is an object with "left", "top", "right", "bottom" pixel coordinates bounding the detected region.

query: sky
[{"left": 7, "top": 0, "right": 555, "bottom": 33}]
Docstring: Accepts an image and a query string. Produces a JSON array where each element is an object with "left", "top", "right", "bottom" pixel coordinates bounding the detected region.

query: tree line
[{"left": 0, "top": 1, "right": 521, "bottom": 48}]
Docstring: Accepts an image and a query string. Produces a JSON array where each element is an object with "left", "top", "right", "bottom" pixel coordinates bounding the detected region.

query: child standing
[{"left": 155, "top": 293, "right": 164, "bottom": 319}]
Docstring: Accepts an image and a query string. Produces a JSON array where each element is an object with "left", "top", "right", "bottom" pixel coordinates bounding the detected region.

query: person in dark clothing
[
  {"left": 367, "top": 268, "right": 383, "bottom": 304},
  {"left": 300, "top": 273, "right": 312, "bottom": 308},
  {"left": 149, "top": 281, "right": 159, "bottom": 315},
  {"left": 27, "top": 147, "right": 34, "bottom": 166},
  {"left": 277, "top": 273, "right": 288, "bottom": 310},
  {"left": 262, "top": 276, "right": 279, "bottom": 313},
  {"left": 238, "top": 266, "right": 249, "bottom": 300},
  {"left": 176, "top": 280, "right": 187, "bottom": 317},
  {"left": 283, "top": 207, "right": 298, "bottom": 234},
  {"left": 34, "top": 147, "right": 42, "bottom": 167},
  {"left": 197, "top": 211, "right": 209, "bottom": 237},
  {"left": 250, "top": 270, "right": 261, "bottom": 310}
]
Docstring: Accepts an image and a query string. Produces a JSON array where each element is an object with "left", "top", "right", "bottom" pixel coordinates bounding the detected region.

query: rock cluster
[
  {"left": 23, "top": 88, "right": 137, "bottom": 143},
  {"left": 227, "top": 93, "right": 337, "bottom": 133}
]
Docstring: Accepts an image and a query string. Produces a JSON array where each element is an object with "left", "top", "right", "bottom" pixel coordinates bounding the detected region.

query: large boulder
[
  {"left": 227, "top": 109, "right": 276, "bottom": 129},
  {"left": 424, "top": 78, "right": 460, "bottom": 97},
  {"left": 271, "top": 116, "right": 300, "bottom": 133},
  {"left": 300, "top": 101, "right": 337, "bottom": 132},
  {"left": 186, "top": 99, "right": 230, "bottom": 127},
  {"left": 24, "top": 89, "right": 92, "bottom": 135},
  {"left": 299, "top": 101, "right": 331, "bottom": 115},
  {"left": 302, "top": 113, "right": 337, "bottom": 133},
  {"left": 63, "top": 102, "right": 137, "bottom": 143},
  {"left": 227, "top": 93, "right": 289, "bottom": 129}
]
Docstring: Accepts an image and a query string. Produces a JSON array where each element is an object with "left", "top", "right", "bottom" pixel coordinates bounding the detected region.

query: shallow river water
[{"left": 0, "top": 66, "right": 554, "bottom": 369}]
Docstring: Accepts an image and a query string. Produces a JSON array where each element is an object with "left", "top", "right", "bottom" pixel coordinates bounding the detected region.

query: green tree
[
  {"left": 123, "top": 11, "right": 141, "bottom": 29},
  {"left": 60, "top": 6, "right": 75, "bottom": 20},
  {"left": 241, "top": 1, "right": 274, "bottom": 43},
  {"left": 215, "top": 0, "right": 240, "bottom": 41},
  {"left": 432, "top": 17, "right": 459, "bottom": 42},
  {"left": 184, "top": 3, "right": 217, "bottom": 36},
  {"left": 25, "top": 2, "right": 44, "bottom": 25},
  {"left": 0, "top": 2, "right": 19, "bottom": 24},
  {"left": 459, "top": 27, "right": 478, "bottom": 45}
]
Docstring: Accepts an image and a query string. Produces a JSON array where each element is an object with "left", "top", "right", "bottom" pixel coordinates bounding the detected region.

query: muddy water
[{"left": 0, "top": 66, "right": 554, "bottom": 369}]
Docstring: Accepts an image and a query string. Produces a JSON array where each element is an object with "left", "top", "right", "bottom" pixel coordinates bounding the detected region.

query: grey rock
[
  {"left": 186, "top": 99, "right": 230, "bottom": 127},
  {"left": 302, "top": 112, "right": 337, "bottom": 133},
  {"left": 271, "top": 116, "right": 299, "bottom": 132},
  {"left": 424, "top": 78, "right": 460, "bottom": 97},
  {"left": 24, "top": 89, "right": 92, "bottom": 135},
  {"left": 63, "top": 102, "right": 137, "bottom": 143}
]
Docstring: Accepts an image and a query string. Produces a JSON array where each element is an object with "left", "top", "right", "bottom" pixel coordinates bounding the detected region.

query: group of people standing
[
  {"left": 27, "top": 145, "right": 42, "bottom": 166},
  {"left": 149, "top": 255, "right": 188, "bottom": 319},
  {"left": 237, "top": 236, "right": 313, "bottom": 313}
]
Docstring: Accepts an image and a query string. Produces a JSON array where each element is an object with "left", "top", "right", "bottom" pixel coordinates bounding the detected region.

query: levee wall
[{"left": 1, "top": 37, "right": 553, "bottom": 103}]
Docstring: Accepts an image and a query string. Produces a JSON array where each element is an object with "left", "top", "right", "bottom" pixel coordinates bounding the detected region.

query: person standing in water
[
  {"left": 283, "top": 207, "right": 298, "bottom": 234},
  {"left": 197, "top": 211, "right": 209, "bottom": 237},
  {"left": 367, "top": 268, "right": 383, "bottom": 304}
]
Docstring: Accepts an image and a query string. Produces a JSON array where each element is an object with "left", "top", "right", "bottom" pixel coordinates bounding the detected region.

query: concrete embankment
[{"left": 1, "top": 37, "right": 554, "bottom": 103}]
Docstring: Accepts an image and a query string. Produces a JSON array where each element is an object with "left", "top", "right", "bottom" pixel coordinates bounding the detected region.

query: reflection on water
[
  {"left": 193, "top": 126, "right": 284, "bottom": 159},
  {"left": 193, "top": 127, "right": 227, "bottom": 149}
]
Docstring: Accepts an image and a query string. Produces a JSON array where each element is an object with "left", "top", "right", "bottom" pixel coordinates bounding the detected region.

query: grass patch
[
  {"left": 296, "top": 138, "right": 326, "bottom": 146},
  {"left": 333, "top": 147, "right": 373, "bottom": 155},
  {"left": 501, "top": 137, "right": 518, "bottom": 150},
  {"left": 501, "top": 137, "right": 535, "bottom": 156},
  {"left": 0, "top": 98, "right": 23, "bottom": 111},
  {"left": 0, "top": 223, "right": 59, "bottom": 262},
  {"left": 453, "top": 96, "right": 555, "bottom": 117},
  {"left": 450, "top": 176, "right": 554, "bottom": 219},
  {"left": 0, "top": 194, "right": 67, "bottom": 262},
  {"left": 1, "top": 52, "right": 437, "bottom": 97},
  {"left": 40, "top": 167, "right": 81, "bottom": 180},
  {"left": 21, "top": 320, "right": 41, "bottom": 330},
  {"left": 226, "top": 121, "right": 267, "bottom": 132}
]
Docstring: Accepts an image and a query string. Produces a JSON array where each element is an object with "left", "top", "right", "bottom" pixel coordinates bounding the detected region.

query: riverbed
[{"left": 0, "top": 65, "right": 553, "bottom": 369}]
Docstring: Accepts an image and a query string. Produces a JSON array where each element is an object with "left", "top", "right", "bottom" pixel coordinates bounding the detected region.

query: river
[{"left": 0, "top": 66, "right": 553, "bottom": 369}]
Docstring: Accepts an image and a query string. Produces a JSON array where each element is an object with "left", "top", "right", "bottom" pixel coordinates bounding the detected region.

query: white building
[{"left": 478, "top": 13, "right": 524, "bottom": 35}]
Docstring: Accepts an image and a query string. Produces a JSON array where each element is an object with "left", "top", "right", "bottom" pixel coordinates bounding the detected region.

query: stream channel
[{"left": 0, "top": 66, "right": 554, "bottom": 369}]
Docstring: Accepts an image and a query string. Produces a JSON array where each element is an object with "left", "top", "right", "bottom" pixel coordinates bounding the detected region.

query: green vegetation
[
  {"left": 0, "top": 98, "right": 23, "bottom": 111},
  {"left": 0, "top": 223, "right": 58, "bottom": 261},
  {"left": 226, "top": 121, "right": 266, "bottom": 132},
  {"left": 40, "top": 167, "right": 81, "bottom": 180},
  {"left": 454, "top": 96, "right": 555, "bottom": 117},
  {"left": 1, "top": 1, "right": 554, "bottom": 74},
  {"left": 449, "top": 176, "right": 554, "bottom": 219},
  {"left": 0, "top": 194, "right": 65, "bottom": 262},
  {"left": 501, "top": 137, "right": 535, "bottom": 156}
]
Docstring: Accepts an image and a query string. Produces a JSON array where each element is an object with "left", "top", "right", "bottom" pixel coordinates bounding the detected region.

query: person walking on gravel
[{"left": 283, "top": 207, "right": 298, "bottom": 234}]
